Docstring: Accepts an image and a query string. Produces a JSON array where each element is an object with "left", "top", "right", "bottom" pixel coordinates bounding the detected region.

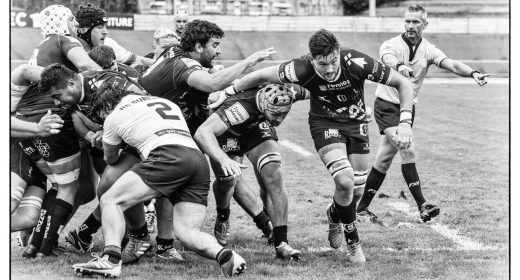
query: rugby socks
[
  {"left": 129, "top": 223, "right": 149, "bottom": 239},
  {"left": 156, "top": 237, "right": 174, "bottom": 255},
  {"left": 273, "top": 225, "right": 288, "bottom": 247},
  {"left": 216, "top": 248, "right": 233, "bottom": 266},
  {"left": 334, "top": 200, "right": 359, "bottom": 245},
  {"left": 103, "top": 245, "right": 122, "bottom": 264},
  {"left": 216, "top": 207, "right": 230, "bottom": 221},
  {"left": 78, "top": 213, "right": 102, "bottom": 243},
  {"left": 328, "top": 201, "right": 340, "bottom": 223},
  {"left": 29, "top": 188, "right": 58, "bottom": 250},
  {"left": 253, "top": 210, "right": 270, "bottom": 231},
  {"left": 39, "top": 198, "right": 73, "bottom": 255},
  {"left": 357, "top": 167, "right": 387, "bottom": 212},
  {"left": 401, "top": 163, "right": 426, "bottom": 209}
]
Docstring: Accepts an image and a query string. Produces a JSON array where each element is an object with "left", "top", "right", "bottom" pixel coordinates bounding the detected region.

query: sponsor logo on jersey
[
  {"left": 222, "top": 138, "right": 240, "bottom": 152},
  {"left": 324, "top": 128, "right": 340, "bottom": 139},
  {"left": 180, "top": 58, "right": 202, "bottom": 69},
  {"left": 344, "top": 53, "right": 367, "bottom": 69},
  {"left": 280, "top": 61, "right": 298, "bottom": 83},
  {"left": 319, "top": 80, "right": 351, "bottom": 91},
  {"left": 224, "top": 103, "right": 250, "bottom": 126},
  {"left": 371, "top": 59, "right": 379, "bottom": 74}
]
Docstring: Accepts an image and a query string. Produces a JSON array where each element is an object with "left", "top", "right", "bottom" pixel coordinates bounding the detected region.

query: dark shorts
[
  {"left": 374, "top": 97, "right": 415, "bottom": 135},
  {"left": 216, "top": 121, "right": 278, "bottom": 158},
  {"left": 131, "top": 145, "right": 210, "bottom": 206},
  {"left": 309, "top": 116, "right": 370, "bottom": 154},
  {"left": 10, "top": 138, "right": 47, "bottom": 190},
  {"left": 16, "top": 111, "right": 80, "bottom": 162}
]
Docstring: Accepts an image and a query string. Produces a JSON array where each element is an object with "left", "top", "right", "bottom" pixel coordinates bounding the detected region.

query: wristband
[
  {"left": 396, "top": 62, "right": 405, "bottom": 71},
  {"left": 400, "top": 109, "right": 412, "bottom": 123},
  {"left": 470, "top": 70, "right": 480, "bottom": 78}
]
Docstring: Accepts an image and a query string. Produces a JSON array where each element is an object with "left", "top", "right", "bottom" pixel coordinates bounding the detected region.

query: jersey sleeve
[
  {"left": 427, "top": 44, "right": 448, "bottom": 67},
  {"left": 58, "top": 35, "right": 83, "bottom": 56},
  {"left": 379, "top": 38, "right": 398, "bottom": 61},
  {"left": 102, "top": 114, "right": 122, "bottom": 146},
  {"left": 105, "top": 37, "right": 137, "bottom": 65},
  {"left": 277, "top": 58, "right": 311, "bottom": 84},
  {"left": 346, "top": 49, "right": 393, "bottom": 86},
  {"left": 215, "top": 100, "right": 252, "bottom": 128},
  {"left": 172, "top": 57, "right": 204, "bottom": 86}
]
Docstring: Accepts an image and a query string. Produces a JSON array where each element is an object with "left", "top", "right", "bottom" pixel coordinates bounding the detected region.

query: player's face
[
  {"left": 404, "top": 11, "right": 427, "bottom": 41},
  {"left": 67, "top": 15, "right": 78, "bottom": 37},
  {"left": 175, "top": 18, "right": 188, "bottom": 34},
  {"left": 311, "top": 50, "right": 341, "bottom": 82},
  {"left": 49, "top": 82, "right": 81, "bottom": 106},
  {"left": 200, "top": 37, "right": 222, "bottom": 68},
  {"left": 153, "top": 37, "right": 178, "bottom": 59},
  {"left": 91, "top": 24, "right": 108, "bottom": 46},
  {"left": 264, "top": 110, "right": 288, "bottom": 127}
]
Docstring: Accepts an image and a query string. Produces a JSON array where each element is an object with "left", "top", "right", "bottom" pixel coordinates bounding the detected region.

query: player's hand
[
  {"left": 398, "top": 65, "right": 414, "bottom": 78},
  {"left": 245, "top": 47, "right": 277, "bottom": 68},
  {"left": 472, "top": 72, "right": 490, "bottom": 86},
  {"left": 208, "top": 90, "right": 227, "bottom": 109},
  {"left": 393, "top": 123, "right": 413, "bottom": 149},
  {"left": 37, "top": 110, "right": 64, "bottom": 136},
  {"left": 90, "top": 130, "right": 103, "bottom": 149},
  {"left": 364, "top": 106, "right": 373, "bottom": 122},
  {"left": 209, "top": 64, "right": 225, "bottom": 74},
  {"left": 219, "top": 157, "right": 247, "bottom": 178}
]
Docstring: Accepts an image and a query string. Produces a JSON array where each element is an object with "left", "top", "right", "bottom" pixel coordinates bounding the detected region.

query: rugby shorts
[
  {"left": 10, "top": 138, "right": 47, "bottom": 190},
  {"left": 374, "top": 97, "right": 415, "bottom": 135},
  {"left": 309, "top": 116, "right": 370, "bottom": 154},
  {"left": 16, "top": 111, "right": 80, "bottom": 163},
  {"left": 130, "top": 145, "right": 210, "bottom": 206}
]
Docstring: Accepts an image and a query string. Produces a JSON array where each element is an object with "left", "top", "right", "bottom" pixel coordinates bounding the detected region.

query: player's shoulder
[{"left": 176, "top": 56, "right": 202, "bottom": 69}]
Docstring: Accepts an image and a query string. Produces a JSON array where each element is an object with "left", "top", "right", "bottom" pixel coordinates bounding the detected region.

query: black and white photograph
[{"left": 8, "top": 0, "right": 512, "bottom": 279}]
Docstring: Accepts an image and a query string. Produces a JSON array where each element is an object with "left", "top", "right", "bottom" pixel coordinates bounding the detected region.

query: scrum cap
[
  {"left": 76, "top": 3, "right": 108, "bottom": 29},
  {"left": 39, "top": 5, "right": 74, "bottom": 38},
  {"left": 256, "top": 84, "right": 294, "bottom": 114}
]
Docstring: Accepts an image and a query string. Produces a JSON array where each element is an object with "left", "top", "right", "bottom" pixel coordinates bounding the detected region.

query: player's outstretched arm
[
  {"left": 67, "top": 46, "right": 102, "bottom": 71},
  {"left": 187, "top": 48, "right": 276, "bottom": 93},
  {"left": 440, "top": 58, "right": 489, "bottom": 86},
  {"left": 194, "top": 114, "right": 247, "bottom": 177},
  {"left": 11, "top": 110, "right": 63, "bottom": 137},
  {"left": 11, "top": 64, "right": 44, "bottom": 86}
]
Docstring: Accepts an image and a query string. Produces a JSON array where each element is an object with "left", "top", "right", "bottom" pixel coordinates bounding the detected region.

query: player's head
[
  {"left": 174, "top": 10, "right": 190, "bottom": 36},
  {"left": 152, "top": 27, "right": 179, "bottom": 59},
  {"left": 39, "top": 63, "right": 82, "bottom": 106},
  {"left": 88, "top": 45, "right": 116, "bottom": 70},
  {"left": 181, "top": 20, "right": 224, "bottom": 68},
  {"left": 39, "top": 5, "right": 77, "bottom": 38},
  {"left": 76, "top": 3, "right": 108, "bottom": 47},
  {"left": 90, "top": 85, "right": 131, "bottom": 121},
  {"left": 308, "top": 29, "right": 341, "bottom": 82},
  {"left": 404, "top": 5, "right": 428, "bottom": 41},
  {"left": 256, "top": 84, "right": 294, "bottom": 126}
]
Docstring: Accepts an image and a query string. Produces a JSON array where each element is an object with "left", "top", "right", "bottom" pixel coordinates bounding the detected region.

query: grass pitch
[{"left": 10, "top": 82, "right": 509, "bottom": 279}]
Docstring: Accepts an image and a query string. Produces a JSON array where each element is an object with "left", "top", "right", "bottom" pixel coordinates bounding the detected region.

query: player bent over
[
  {"left": 72, "top": 87, "right": 246, "bottom": 278},
  {"left": 196, "top": 84, "right": 303, "bottom": 260},
  {"left": 211, "top": 29, "right": 415, "bottom": 263}
]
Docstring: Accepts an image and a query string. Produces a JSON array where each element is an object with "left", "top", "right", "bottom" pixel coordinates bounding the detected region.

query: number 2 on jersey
[{"left": 147, "top": 102, "right": 180, "bottom": 120}]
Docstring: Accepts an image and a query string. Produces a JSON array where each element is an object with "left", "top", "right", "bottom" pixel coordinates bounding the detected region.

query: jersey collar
[{"left": 401, "top": 33, "right": 423, "bottom": 61}]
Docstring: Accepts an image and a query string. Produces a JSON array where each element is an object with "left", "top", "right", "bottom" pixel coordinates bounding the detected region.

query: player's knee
[
  {"left": 214, "top": 176, "right": 237, "bottom": 192},
  {"left": 327, "top": 156, "right": 353, "bottom": 183},
  {"left": 400, "top": 146, "right": 416, "bottom": 161},
  {"left": 334, "top": 170, "right": 355, "bottom": 193}
]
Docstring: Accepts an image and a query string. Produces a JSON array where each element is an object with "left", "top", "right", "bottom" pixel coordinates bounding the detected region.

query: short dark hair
[
  {"left": 308, "top": 29, "right": 340, "bottom": 58},
  {"left": 88, "top": 45, "right": 116, "bottom": 69},
  {"left": 90, "top": 84, "right": 132, "bottom": 122},
  {"left": 180, "top": 20, "right": 224, "bottom": 52},
  {"left": 39, "top": 63, "right": 76, "bottom": 96}
]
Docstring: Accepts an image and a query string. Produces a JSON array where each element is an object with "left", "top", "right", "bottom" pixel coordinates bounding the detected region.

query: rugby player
[
  {"left": 16, "top": 4, "right": 102, "bottom": 258},
  {"left": 195, "top": 84, "right": 308, "bottom": 260},
  {"left": 173, "top": 10, "right": 190, "bottom": 39},
  {"left": 356, "top": 4, "right": 489, "bottom": 222},
  {"left": 72, "top": 87, "right": 246, "bottom": 278},
  {"left": 211, "top": 29, "right": 416, "bottom": 263},
  {"left": 137, "top": 19, "right": 277, "bottom": 245}
]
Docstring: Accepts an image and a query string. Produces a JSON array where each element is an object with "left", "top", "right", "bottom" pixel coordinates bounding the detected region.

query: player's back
[
  {"left": 214, "top": 88, "right": 264, "bottom": 136},
  {"left": 30, "top": 34, "right": 82, "bottom": 71},
  {"left": 105, "top": 95, "right": 199, "bottom": 159}
]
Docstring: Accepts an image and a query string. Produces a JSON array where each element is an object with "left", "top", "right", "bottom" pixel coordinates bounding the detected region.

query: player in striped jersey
[{"left": 356, "top": 4, "right": 489, "bottom": 223}]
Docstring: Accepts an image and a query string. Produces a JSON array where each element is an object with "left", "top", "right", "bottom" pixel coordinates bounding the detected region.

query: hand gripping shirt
[
  {"left": 103, "top": 95, "right": 199, "bottom": 159},
  {"left": 277, "top": 48, "right": 392, "bottom": 123},
  {"left": 375, "top": 34, "right": 448, "bottom": 104}
]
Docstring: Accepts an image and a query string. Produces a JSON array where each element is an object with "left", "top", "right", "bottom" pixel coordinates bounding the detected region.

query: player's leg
[
  {"left": 247, "top": 139, "right": 300, "bottom": 260},
  {"left": 154, "top": 197, "right": 184, "bottom": 261}
]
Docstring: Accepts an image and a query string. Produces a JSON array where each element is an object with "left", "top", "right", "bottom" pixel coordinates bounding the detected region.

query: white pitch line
[
  {"left": 388, "top": 201, "right": 499, "bottom": 251},
  {"left": 279, "top": 139, "right": 313, "bottom": 157}
]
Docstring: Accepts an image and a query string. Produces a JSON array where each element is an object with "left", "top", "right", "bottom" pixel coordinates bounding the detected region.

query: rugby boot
[
  {"left": 419, "top": 202, "right": 440, "bottom": 222},
  {"left": 357, "top": 208, "right": 387, "bottom": 227},
  {"left": 16, "top": 228, "right": 32, "bottom": 248},
  {"left": 326, "top": 203, "right": 343, "bottom": 249},
  {"left": 156, "top": 247, "right": 185, "bottom": 261},
  {"left": 121, "top": 235, "right": 151, "bottom": 264},
  {"left": 214, "top": 217, "right": 230, "bottom": 246},
  {"left": 260, "top": 221, "right": 274, "bottom": 245},
  {"left": 275, "top": 242, "right": 302, "bottom": 260},
  {"left": 22, "top": 244, "right": 38, "bottom": 258},
  {"left": 73, "top": 253, "right": 121, "bottom": 278},
  {"left": 66, "top": 229, "right": 93, "bottom": 252},
  {"left": 220, "top": 251, "right": 246, "bottom": 277},
  {"left": 346, "top": 241, "right": 366, "bottom": 264}
]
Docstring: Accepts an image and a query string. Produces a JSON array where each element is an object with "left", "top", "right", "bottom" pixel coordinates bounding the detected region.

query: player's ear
[
  {"left": 423, "top": 20, "right": 428, "bottom": 30},
  {"left": 195, "top": 42, "right": 204, "bottom": 53}
]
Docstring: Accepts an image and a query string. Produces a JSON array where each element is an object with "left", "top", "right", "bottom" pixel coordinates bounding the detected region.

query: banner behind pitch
[{"left": 11, "top": 11, "right": 134, "bottom": 30}]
